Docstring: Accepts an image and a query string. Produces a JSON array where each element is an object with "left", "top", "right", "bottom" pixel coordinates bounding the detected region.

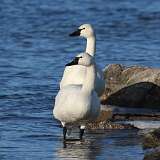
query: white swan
[
  {"left": 53, "top": 53, "right": 100, "bottom": 140},
  {"left": 60, "top": 24, "right": 105, "bottom": 97}
]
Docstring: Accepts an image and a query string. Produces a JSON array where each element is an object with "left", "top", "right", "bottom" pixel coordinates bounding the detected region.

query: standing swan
[
  {"left": 60, "top": 24, "right": 105, "bottom": 97},
  {"left": 53, "top": 53, "right": 100, "bottom": 140}
]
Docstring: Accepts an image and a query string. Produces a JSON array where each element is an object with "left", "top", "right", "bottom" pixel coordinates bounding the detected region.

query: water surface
[{"left": 1, "top": 0, "right": 160, "bottom": 159}]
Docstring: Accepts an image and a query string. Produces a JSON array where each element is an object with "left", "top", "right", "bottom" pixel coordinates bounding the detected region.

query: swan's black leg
[
  {"left": 63, "top": 126, "right": 67, "bottom": 141},
  {"left": 63, "top": 140, "right": 67, "bottom": 148},
  {"left": 79, "top": 128, "right": 85, "bottom": 140}
]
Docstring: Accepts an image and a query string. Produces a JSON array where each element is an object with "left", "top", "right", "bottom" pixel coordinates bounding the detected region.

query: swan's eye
[{"left": 79, "top": 28, "right": 85, "bottom": 31}]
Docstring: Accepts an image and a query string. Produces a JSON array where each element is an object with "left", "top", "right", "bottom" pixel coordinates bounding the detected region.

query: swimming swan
[
  {"left": 53, "top": 53, "right": 100, "bottom": 140},
  {"left": 60, "top": 24, "right": 105, "bottom": 97}
]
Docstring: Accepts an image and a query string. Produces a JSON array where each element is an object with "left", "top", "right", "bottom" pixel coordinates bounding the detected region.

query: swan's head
[
  {"left": 69, "top": 24, "right": 94, "bottom": 38},
  {"left": 66, "top": 53, "right": 94, "bottom": 67}
]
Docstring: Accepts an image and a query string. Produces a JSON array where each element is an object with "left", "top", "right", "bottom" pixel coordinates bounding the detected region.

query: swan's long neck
[
  {"left": 85, "top": 36, "right": 96, "bottom": 56},
  {"left": 82, "top": 64, "right": 96, "bottom": 94}
]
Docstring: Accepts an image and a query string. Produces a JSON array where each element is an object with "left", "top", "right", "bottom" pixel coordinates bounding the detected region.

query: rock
[
  {"left": 108, "top": 106, "right": 160, "bottom": 121},
  {"left": 86, "top": 120, "right": 135, "bottom": 130},
  {"left": 95, "top": 106, "right": 113, "bottom": 123},
  {"left": 143, "top": 147, "right": 160, "bottom": 160},
  {"left": 143, "top": 128, "right": 160, "bottom": 160},
  {"left": 86, "top": 105, "right": 135, "bottom": 130},
  {"left": 143, "top": 128, "right": 160, "bottom": 149},
  {"left": 101, "top": 64, "right": 160, "bottom": 108},
  {"left": 112, "top": 113, "right": 160, "bottom": 121}
]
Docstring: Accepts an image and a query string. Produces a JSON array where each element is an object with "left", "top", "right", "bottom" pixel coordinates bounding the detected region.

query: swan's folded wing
[{"left": 60, "top": 65, "right": 86, "bottom": 88}]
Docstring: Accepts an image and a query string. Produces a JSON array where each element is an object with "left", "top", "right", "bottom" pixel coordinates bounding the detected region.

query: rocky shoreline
[
  {"left": 90, "top": 64, "right": 160, "bottom": 129},
  {"left": 85, "top": 64, "right": 160, "bottom": 160},
  {"left": 86, "top": 120, "right": 135, "bottom": 130},
  {"left": 87, "top": 64, "right": 160, "bottom": 159}
]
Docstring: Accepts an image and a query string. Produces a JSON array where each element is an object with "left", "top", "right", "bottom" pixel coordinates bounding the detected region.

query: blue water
[{"left": 1, "top": 0, "right": 160, "bottom": 159}]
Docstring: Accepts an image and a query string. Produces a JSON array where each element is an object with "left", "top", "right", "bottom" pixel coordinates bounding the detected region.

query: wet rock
[
  {"left": 143, "top": 128, "right": 160, "bottom": 149},
  {"left": 86, "top": 120, "right": 135, "bottom": 130},
  {"left": 101, "top": 64, "right": 160, "bottom": 108},
  {"left": 112, "top": 113, "right": 160, "bottom": 121},
  {"left": 86, "top": 106, "right": 135, "bottom": 130},
  {"left": 107, "top": 105, "right": 160, "bottom": 121},
  {"left": 143, "top": 147, "right": 160, "bottom": 160},
  {"left": 143, "top": 128, "right": 160, "bottom": 160}
]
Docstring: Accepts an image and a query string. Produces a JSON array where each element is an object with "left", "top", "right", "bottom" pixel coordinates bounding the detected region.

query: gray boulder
[{"left": 101, "top": 64, "right": 160, "bottom": 108}]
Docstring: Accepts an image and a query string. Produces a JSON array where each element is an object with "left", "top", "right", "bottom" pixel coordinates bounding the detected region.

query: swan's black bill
[
  {"left": 69, "top": 29, "right": 81, "bottom": 36},
  {"left": 65, "top": 57, "right": 79, "bottom": 66}
]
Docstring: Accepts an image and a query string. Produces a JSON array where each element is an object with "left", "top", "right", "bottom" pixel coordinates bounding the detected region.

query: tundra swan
[
  {"left": 53, "top": 53, "right": 100, "bottom": 140},
  {"left": 60, "top": 24, "right": 105, "bottom": 97}
]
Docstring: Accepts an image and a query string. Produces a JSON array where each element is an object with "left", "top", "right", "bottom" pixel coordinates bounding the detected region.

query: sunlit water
[{"left": 1, "top": 0, "right": 160, "bottom": 159}]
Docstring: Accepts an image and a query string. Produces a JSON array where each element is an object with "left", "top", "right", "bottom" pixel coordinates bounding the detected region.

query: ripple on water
[{"left": 1, "top": 0, "right": 160, "bottom": 159}]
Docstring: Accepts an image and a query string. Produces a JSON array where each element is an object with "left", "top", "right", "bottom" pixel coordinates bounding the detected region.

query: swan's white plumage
[
  {"left": 60, "top": 64, "right": 104, "bottom": 96},
  {"left": 53, "top": 53, "right": 100, "bottom": 127},
  {"left": 54, "top": 85, "right": 100, "bottom": 124}
]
